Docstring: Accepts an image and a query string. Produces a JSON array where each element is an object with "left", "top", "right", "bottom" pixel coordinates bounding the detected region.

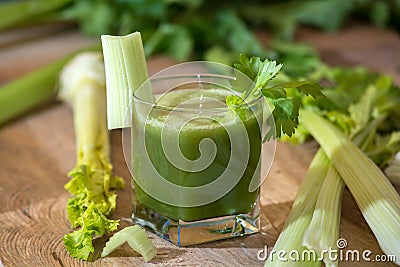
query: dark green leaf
[
  {"left": 233, "top": 54, "right": 262, "bottom": 81},
  {"left": 266, "top": 97, "right": 301, "bottom": 139},
  {"left": 261, "top": 87, "right": 286, "bottom": 99},
  {"left": 271, "top": 81, "right": 324, "bottom": 98}
]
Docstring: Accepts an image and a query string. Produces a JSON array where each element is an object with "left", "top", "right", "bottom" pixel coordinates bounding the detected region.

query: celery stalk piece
[
  {"left": 0, "top": 56, "right": 68, "bottom": 125},
  {"left": 264, "top": 149, "right": 329, "bottom": 267},
  {"left": 59, "top": 52, "right": 125, "bottom": 260},
  {"left": 300, "top": 110, "right": 400, "bottom": 265},
  {"left": 101, "top": 32, "right": 154, "bottom": 130},
  {"left": 0, "top": 45, "right": 100, "bottom": 126},
  {"left": 303, "top": 164, "right": 344, "bottom": 267},
  {"left": 101, "top": 225, "right": 157, "bottom": 262},
  {"left": 0, "top": 0, "right": 72, "bottom": 30},
  {"left": 58, "top": 52, "right": 110, "bottom": 167}
]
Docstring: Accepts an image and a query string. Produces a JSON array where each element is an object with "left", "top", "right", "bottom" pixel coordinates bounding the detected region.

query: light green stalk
[
  {"left": 101, "top": 32, "right": 154, "bottom": 130},
  {"left": 59, "top": 52, "right": 110, "bottom": 169},
  {"left": 0, "top": 46, "right": 99, "bottom": 126},
  {"left": 300, "top": 109, "right": 400, "bottom": 265},
  {"left": 264, "top": 149, "right": 329, "bottom": 267},
  {"left": 0, "top": 56, "right": 69, "bottom": 125},
  {"left": 303, "top": 164, "right": 344, "bottom": 267}
]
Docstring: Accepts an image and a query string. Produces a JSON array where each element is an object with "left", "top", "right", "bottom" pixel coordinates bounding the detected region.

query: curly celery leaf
[
  {"left": 64, "top": 165, "right": 124, "bottom": 228},
  {"left": 63, "top": 206, "right": 119, "bottom": 261},
  {"left": 66, "top": 193, "right": 86, "bottom": 228},
  {"left": 63, "top": 228, "right": 95, "bottom": 260}
]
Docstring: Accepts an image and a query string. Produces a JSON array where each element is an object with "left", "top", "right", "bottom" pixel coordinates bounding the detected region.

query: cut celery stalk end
[
  {"left": 264, "top": 149, "right": 328, "bottom": 267},
  {"left": 300, "top": 109, "right": 400, "bottom": 265},
  {"left": 101, "top": 225, "right": 156, "bottom": 262},
  {"left": 101, "top": 32, "right": 153, "bottom": 130},
  {"left": 303, "top": 163, "right": 344, "bottom": 267}
]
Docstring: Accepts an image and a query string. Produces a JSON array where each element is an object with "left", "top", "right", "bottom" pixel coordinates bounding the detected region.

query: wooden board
[{"left": 0, "top": 23, "right": 399, "bottom": 266}]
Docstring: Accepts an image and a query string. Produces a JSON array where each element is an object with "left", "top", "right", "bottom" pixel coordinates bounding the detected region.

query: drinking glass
[{"left": 123, "top": 62, "right": 275, "bottom": 246}]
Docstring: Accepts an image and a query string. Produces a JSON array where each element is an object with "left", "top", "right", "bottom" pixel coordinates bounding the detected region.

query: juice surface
[{"left": 132, "top": 88, "right": 262, "bottom": 222}]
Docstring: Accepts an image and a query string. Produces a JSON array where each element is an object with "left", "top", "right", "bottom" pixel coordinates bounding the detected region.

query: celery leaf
[
  {"left": 63, "top": 206, "right": 119, "bottom": 261},
  {"left": 266, "top": 98, "right": 301, "bottom": 140},
  {"left": 231, "top": 54, "right": 323, "bottom": 139},
  {"left": 270, "top": 81, "right": 324, "bottom": 98},
  {"left": 63, "top": 164, "right": 124, "bottom": 259}
]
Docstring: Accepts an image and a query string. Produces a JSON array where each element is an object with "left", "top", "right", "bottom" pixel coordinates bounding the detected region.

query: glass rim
[{"left": 131, "top": 74, "right": 263, "bottom": 114}]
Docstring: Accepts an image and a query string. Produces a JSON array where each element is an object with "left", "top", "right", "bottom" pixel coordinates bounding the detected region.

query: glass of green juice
[{"left": 124, "top": 62, "right": 275, "bottom": 246}]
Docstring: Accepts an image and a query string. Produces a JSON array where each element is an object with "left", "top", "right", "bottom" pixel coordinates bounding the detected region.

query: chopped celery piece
[
  {"left": 101, "top": 225, "right": 157, "bottom": 262},
  {"left": 101, "top": 32, "right": 154, "bottom": 129},
  {"left": 264, "top": 149, "right": 329, "bottom": 267},
  {"left": 303, "top": 163, "right": 344, "bottom": 267},
  {"left": 300, "top": 109, "right": 400, "bottom": 265}
]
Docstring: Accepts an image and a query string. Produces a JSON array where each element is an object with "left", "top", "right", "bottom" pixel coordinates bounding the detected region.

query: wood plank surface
[{"left": 0, "top": 23, "right": 399, "bottom": 267}]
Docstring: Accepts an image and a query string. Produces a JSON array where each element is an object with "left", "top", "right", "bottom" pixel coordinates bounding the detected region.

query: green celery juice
[{"left": 131, "top": 87, "right": 262, "bottom": 222}]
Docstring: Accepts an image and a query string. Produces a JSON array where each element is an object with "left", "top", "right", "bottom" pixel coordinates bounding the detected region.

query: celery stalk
[
  {"left": 101, "top": 32, "right": 154, "bottom": 130},
  {"left": 0, "top": 56, "right": 68, "bottom": 125},
  {"left": 59, "top": 52, "right": 125, "bottom": 260},
  {"left": 0, "top": 46, "right": 99, "bottom": 126},
  {"left": 303, "top": 164, "right": 344, "bottom": 267},
  {"left": 264, "top": 149, "right": 329, "bottom": 267},
  {"left": 300, "top": 109, "right": 400, "bottom": 265}
]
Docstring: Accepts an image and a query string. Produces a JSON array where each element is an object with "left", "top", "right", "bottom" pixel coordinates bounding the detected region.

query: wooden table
[{"left": 0, "top": 22, "right": 399, "bottom": 266}]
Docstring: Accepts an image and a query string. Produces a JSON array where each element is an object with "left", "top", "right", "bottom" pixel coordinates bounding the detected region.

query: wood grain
[{"left": 0, "top": 23, "right": 399, "bottom": 267}]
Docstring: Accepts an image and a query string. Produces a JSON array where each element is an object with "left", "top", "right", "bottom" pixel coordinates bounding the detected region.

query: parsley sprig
[{"left": 227, "top": 54, "right": 324, "bottom": 140}]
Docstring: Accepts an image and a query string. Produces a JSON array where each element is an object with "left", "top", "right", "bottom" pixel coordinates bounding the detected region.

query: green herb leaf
[
  {"left": 231, "top": 54, "right": 323, "bottom": 139},
  {"left": 270, "top": 81, "right": 324, "bottom": 98},
  {"left": 233, "top": 54, "right": 262, "bottom": 81},
  {"left": 226, "top": 94, "right": 246, "bottom": 120},
  {"left": 255, "top": 60, "right": 283, "bottom": 89},
  {"left": 266, "top": 97, "right": 301, "bottom": 139},
  {"left": 261, "top": 87, "right": 286, "bottom": 99}
]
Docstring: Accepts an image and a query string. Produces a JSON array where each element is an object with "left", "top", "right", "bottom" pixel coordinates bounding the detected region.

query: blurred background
[
  {"left": 1, "top": 0, "right": 400, "bottom": 123},
  {"left": 1, "top": 0, "right": 400, "bottom": 64}
]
